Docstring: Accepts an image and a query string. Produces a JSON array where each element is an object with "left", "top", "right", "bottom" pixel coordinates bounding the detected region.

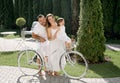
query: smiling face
[
  {"left": 57, "top": 18, "right": 65, "bottom": 26},
  {"left": 47, "top": 15, "right": 55, "bottom": 24},
  {"left": 38, "top": 16, "right": 45, "bottom": 25},
  {"left": 48, "top": 16, "right": 54, "bottom": 23},
  {"left": 46, "top": 14, "right": 56, "bottom": 27}
]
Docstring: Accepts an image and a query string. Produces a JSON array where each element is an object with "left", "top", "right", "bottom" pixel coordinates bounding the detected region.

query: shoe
[
  {"left": 33, "top": 55, "right": 37, "bottom": 62},
  {"left": 51, "top": 72, "right": 55, "bottom": 76},
  {"left": 41, "top": 70, "right": 46, "bottom": 80},
  {"left": 54, "top": 71, "right": 60, "bottom": 76}
]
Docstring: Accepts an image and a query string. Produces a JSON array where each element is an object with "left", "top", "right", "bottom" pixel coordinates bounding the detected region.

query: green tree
[
  {"left": 77, "top": 0, "right": 106, "bottom": 63},
  {"left": 14, "top": 0, "right": 19, "bottom": 19},
  {"left": 15, "top": 0, "right": 33, "bottom": 28},
  {"left": 27, "top": 0, "right": 33, "bottom": 29},
  {"left": 18, "top": 0, "right": 22, "bottom": 16},
  {"left": 101, "top": 0, "right": 115, "bottom": 38},
  {"left": 33, "top": 0, "right": 39, "bottom": 20},
  {"left": 113, "top": 0, "right": 120, "bottom": 38},
  {"left": 38, "top": 0, "right": 44, "bottom": 14},
  {"left": 3, "top": 0, "right": 14, "bottom": 29},
  {"left": 43, "top": 0, "right": 53, "bottom": 15},
  {"left": 17, "top": 0, "right": 28, "bottom": 18},
  {"left": 61, "top": 0, "right": 72, "bottom": 34},
  {"left": 52, "top": 0, "right": 61, "bottom": 16},
  {"left": 22, "top": 0, "right": 28, "bottom": 18},
  {"left": 0, "top": 0, "right": 4, "bottom": 25},
  {"left": 71, "top": 0, "right": 80, "bottom": 36}
]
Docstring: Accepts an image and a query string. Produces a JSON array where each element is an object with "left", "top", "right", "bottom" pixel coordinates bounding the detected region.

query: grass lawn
[{"left": 0, "top": 50, "right": 120, "bottom": 78}]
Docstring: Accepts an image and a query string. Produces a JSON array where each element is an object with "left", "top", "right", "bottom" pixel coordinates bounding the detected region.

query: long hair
[{"left": 46, "top": 13, "right": 54, "bottom": 28}]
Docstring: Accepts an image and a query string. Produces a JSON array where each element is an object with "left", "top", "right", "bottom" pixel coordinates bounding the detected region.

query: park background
[
  {"left": 0, "top": 0, "right": 120, "bottom": 79},
  {"left": 0, "top": 0, "right": 120, "bottom": 39}
]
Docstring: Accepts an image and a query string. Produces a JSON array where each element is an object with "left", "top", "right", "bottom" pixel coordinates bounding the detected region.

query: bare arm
[
  {"left": 47, "top": 28, "right": 60, "bottom": 40},
  {"left": 47, "top": 28, "right": 52, "bottom": 40},
  {"left": 53, "top": 27, "right": 60, "bottom": 39},
  {"left": 32, "top": 32, "right": 46, "bottom": 42}
]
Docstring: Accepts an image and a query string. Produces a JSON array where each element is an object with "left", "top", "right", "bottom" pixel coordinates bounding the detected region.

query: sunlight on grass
[
  {"left": 62, "top": 62, "right": 86, "bottom": 77},
  {"left": 86, "top": 50, "right": 120, "bottom": 78},
  {"left": 0, "top": 50, "right": 120, "bottom": 78},
  {"left": 0, "top": 52, "right": 18, "bottom": 66},
  {"left": 4, "top": 34, "right": 20, "bottom": 39},
  {"left": 18, "top": 51, "right": 41, "bottom": 69}
]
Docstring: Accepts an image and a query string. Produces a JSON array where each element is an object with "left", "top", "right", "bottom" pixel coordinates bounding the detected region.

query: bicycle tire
[
  {"left": 60, "top": 51, "right": 88, "bottom": 79},
  {"left": 18, "top": 50, "right": 44, "bottom": 76}
]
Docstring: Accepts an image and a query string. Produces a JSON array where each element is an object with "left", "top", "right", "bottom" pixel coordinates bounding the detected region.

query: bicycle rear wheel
[
  {"left": 18, "top": 50, "right": 43, "bottom": 76},
  {"left": 60, "top": 51, "right": 88, "bottom": 79}
]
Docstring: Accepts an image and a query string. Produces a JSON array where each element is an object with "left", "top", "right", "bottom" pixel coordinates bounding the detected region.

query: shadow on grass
[
  {"left": 86, "top": 50, "right": 120, "bottom": 78},
  {"left": 88, "top": 61, "right": 120, "bottom": 78},
  {"left": 0, "top": 51, "right": 15, "bottom": 55},
  {"left": 0, "top": 51, "right": 18, "bottom": 66}
]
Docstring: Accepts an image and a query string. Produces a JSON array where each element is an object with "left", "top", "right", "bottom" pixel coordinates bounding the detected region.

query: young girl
[{"left": 57, "top": 18, "right": 71, "bottom": 49}]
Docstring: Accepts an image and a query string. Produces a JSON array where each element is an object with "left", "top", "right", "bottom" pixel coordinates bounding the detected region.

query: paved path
[
  {"left": 0, "top": 37, "right": 120, "bottom": 52},
  {"left": 0, "top": 38, "right": 38, "bottom": 52},
  {"left": 0, "top": 66, "right": 120, "bottom": 83},
  {"left": 106, "top": 44, "right": 120, "bottom": 51},
  {"left": 0, "top": 38, "right": 120, "bottom": 83}
]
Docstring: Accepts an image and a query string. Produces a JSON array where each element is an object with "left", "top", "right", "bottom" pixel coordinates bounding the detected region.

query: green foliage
[
  {"left": 1, "top": 0, "right": 120, "bottom": 39},
  {"left": 71, "top": 0, "right": 80, "bottom": 36},
  {"left": 27, "top": 0, "right": 33, "bottom": 28},
  {"left": 43, "top": 0, "right": 53, "bottom": 15},
  {"left": 16, "top": 17, "right": 26, "bottom": 27},
  {"left": 113, "top": 0, "right": 120, "bottom": 36},
  {"left": 52, "top": 0, "right": 61, "bottom": 16},
  {"left": 14, "top": 0, "right": 19, "bottom": 19},
  {"left": 101, "top": 0, "right": 115, "bottom": 38},
  {"left": 54, "top": 15, "right": 60, "bottom": 21},
  {"left": 0, "top": 0, "right": 4, "bottom": 24},
  {"left": 33, "top": 0, "right": 42, "bottom": 20},
  {"left": 2, "top": 0, "right": 14, "bottom": 29},
  {"left": 101, "top": 0, "right": 120, "bottom": 39},
  {"left": 77, "top": 0, "right": 106, "bottom": 63},
  {"left": 61, "top": 0, "right": 72, "bottom": 34},
  {"left": 0, "top": 50, "right": 120, "bottom": 78}
]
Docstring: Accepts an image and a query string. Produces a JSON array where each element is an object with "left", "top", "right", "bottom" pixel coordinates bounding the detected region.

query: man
[
  {"left": 32, "top": 14, "right": 48, "bottom": 80},
  {"left": 32, "top": 14, "right": 47, "bottom": 42}
]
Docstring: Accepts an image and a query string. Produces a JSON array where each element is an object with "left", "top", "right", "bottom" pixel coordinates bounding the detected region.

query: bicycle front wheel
[
  {"left": 18, "top": 50, "right": 43, "bottom": 76},
  {"left": 60, "top": 51, "right": 88, "bottom": 79}
]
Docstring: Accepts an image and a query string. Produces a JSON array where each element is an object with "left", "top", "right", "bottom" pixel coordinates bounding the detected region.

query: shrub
[{"left": 16, "top": 17, "right": 26, "bottom": 27}]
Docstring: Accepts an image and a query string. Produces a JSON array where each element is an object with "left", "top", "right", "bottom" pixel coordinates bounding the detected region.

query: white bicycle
[
  {"left": 17, "top": 28, "right": 44, "bottom": 76},
  {"left": 18, "top": 46, "right": 88, "bottom": 80},
  {"left": 18, "top": 29, "right": 88, "bottom": 79}
]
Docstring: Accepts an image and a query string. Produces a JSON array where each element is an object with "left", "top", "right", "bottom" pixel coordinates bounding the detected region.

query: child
[{"left": 57, "top": 18, "right": 71, "bottom": 49}]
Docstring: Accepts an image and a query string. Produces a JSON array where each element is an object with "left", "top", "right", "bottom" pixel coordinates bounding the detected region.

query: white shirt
[
  {"left": 32, "top": 23, "right": 49, "bottom": 57},
  {"left": 32, "top": 23, "right": 47, "bottom": 40},
  {"left": 31, "top": 21, "right": 39, "bottom": 31}
]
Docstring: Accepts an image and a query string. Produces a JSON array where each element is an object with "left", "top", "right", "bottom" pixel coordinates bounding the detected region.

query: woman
[{"left": 46, "top": 13, "right": 66, "bottom": 76}]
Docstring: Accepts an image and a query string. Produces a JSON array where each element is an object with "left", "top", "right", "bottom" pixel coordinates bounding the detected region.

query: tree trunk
[{"left": 71, "top": 0, "right": 80, "bottom": 36}]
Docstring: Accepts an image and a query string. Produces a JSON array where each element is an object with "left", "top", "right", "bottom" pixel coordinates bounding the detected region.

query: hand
[
  {"left": 39, "top": 38, "right": 46, "bottom": 42},
  {"left": 57, "top": 27, "right": 60, "bottom": 32}
]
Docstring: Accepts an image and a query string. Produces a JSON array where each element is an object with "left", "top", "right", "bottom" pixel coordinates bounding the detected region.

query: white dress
[
  {"left": 47, "top": 28, "right": 66, "bottom": 71},
  {"left": 57, "top": 25, "right": 71, "bottom": 43}
]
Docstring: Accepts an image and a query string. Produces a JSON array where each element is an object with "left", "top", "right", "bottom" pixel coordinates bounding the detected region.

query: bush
[{"left": 16, "top": 17, "right": 26, "bottom": 27}]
